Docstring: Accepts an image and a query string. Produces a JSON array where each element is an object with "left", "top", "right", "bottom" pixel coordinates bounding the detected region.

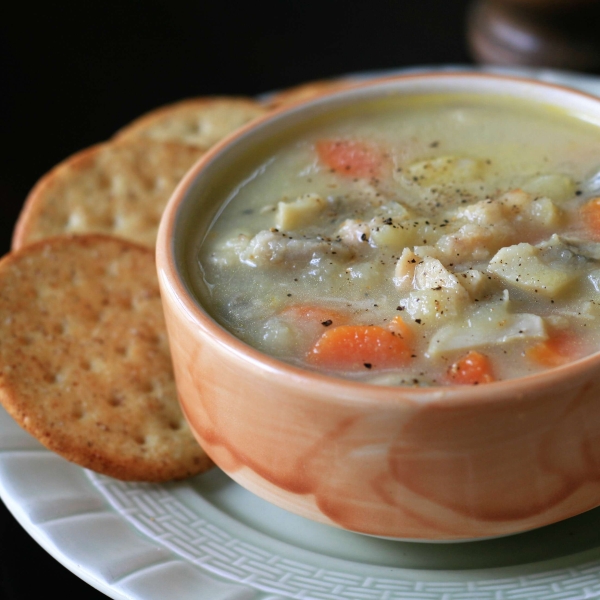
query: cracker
[
  {"left": 113, "top": 96, "right": 267, "bottom": 149},
  {"left": 12, "top": 138, "right": 204, "bottom": 251},
  {"left": 265, "top": 78, "right": 358, "bottom": 109},
  {"left": 0, "top": 234, "right": 212, "bottom": 481}
]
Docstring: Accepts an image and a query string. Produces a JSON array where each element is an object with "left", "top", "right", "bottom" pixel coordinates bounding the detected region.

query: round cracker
[
  {"left": 12, "top": 138, "right": 205, "bottom": 251},
  {"left": 264, "top": 78, "right": 359, "bottom": 109},
  {"left": 113, "top": 96, "right": 267, "bottom": 149},
  {"left": 0, "top": 234, "right": 212, "bottom": 481}
]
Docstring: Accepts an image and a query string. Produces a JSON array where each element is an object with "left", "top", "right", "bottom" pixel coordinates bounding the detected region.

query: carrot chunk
[
  {"left": 581, "top": 196, "right": 600, "bottom": 240},
  {"left": 280, "top": 304, "right": 349, "bottom": 328},
  {"left": 526, "top": 330, "right": 579, "bottom": 367},
  {"left": 388, "top": 315, "right": 415, "bottom": 345},
  {"left": 308, "top": 325, "right": 410, "bottom": 370},
  {"left": 316, "top": 139, "right": 386, "bottom": 178},
  {"left": 447, "top": 351, "right": 495, "bottom": 385}
]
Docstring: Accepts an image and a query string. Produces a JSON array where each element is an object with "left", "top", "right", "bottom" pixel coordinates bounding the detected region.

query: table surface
[{"left": 0, "top": 1, "right": 566, "bottom": 597}]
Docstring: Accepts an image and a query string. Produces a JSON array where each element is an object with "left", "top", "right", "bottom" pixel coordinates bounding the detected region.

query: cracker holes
[
  {"left": 53, "top": 320, "right": 69, "bottom": 336},
  {"left": 99, "top": 214, "right": 116, "bottom": 229},
  {"left": 71, "top": 404, "right": 84, "bottom": 420},
  {"left": 20, "top": 334, "right": 35, "bottom": 346},
  {"left": 118, "top": 296, "right": 133, "bottom": 310},
  {"left": 147, "top": 333, "right": 163, "bottom": 347},
  {"left": 45, "top": 371, "right": 65, "bottom": 385},
  {"left": 138, "top": 380, "right": 154, "bottom": 394},
  {"left": 134, "top": 434, "right": 146, "bottom": 446},
  {"left": 169, "top": 420, "right": 183, "bottom": 431},
  {"left": 108, "top": 393, "right": 124, "bottom": 407},
  {"left": 145, "top": 213, "right": 160, "bottom": 226}
]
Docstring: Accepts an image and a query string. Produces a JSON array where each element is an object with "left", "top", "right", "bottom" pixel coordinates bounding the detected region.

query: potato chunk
[
  {"left": 401, "top": 287, "right": 469, "bottom": 322},
  {"left": 370, "top": 221, "right": 413, "bottom": 250},
  {"left": 275, "top": 193, "right": 326, "bottom": 231},
  {"left": 406, "top": 156, "right": 487, "bottom": 187},
  {"left": 522, "top": 174, "right": 576, "bottom": 203},
  {"left": 488, "top": 242, "right": 577, "bottom": 297},
  {"left": 456, "top": 269, "right": 488, "bottom": 298}
]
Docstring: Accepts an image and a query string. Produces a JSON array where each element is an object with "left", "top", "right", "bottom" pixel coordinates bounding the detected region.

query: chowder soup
[{"left": 191, "top": 94, "right": 600, "bottom": 386}]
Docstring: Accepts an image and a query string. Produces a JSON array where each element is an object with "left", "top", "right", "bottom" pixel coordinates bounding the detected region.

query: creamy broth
[{"left": 191, "top": 94, "right": 600, "bottom": 386}]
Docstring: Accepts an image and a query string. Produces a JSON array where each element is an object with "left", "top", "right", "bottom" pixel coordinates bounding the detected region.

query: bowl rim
[{"left": 156, "top": 70, "right": 600, "bottom": 408}]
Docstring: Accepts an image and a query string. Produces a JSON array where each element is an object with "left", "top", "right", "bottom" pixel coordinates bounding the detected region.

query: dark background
[{"left": 0, "top": 1, "right": 472, "bottom": 597}]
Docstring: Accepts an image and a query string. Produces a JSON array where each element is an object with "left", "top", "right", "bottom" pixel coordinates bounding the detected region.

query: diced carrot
[
  {"left": 280, "top": 304, "right": 349, "bottom": 328},
  {"left": 447, "top": 351, "right": 495, "bottom": 385},
  {"left": 388, "top": 315, "right": 415, "bottom": 345},
  {"left": 308, "top": 325, "right": 410, "bottom": 371},
  {"left": 316, "top": 139, "right": 387, "bottom": 178},
  {"left": 279, "top": 304, "right": 351, "bottom": 349},
  {"left": 526, "top": 330, "right": 579, "bottom": 367},
  {"left": 581, "top": 197, "right": 600, "bottom": 241}
]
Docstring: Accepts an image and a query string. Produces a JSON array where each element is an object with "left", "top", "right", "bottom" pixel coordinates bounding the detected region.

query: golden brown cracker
[
  {"left": 265, "top": 78, "right": 359, "bottom": 109},
  {"left": 113, "top": 96, "right": 267, "bottom": 148},
  {"left": 12, "top": 138, "right": 204, "bottom": 251},
  {"left": 0, "top": 235, "right": 212, "bottom": 481}
]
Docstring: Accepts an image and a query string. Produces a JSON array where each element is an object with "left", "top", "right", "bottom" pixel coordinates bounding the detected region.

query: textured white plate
[{"left": 4, "top": 67, "right": 600, "bottom": 600}]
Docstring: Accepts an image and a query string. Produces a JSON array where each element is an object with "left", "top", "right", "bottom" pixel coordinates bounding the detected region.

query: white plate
[{"left": 4, "top": 66, "right": 600, "bottom": 600}]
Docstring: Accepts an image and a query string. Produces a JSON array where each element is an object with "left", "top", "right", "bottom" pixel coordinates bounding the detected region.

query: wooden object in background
[{"left": 468, "top": 0, "right": 600, "bottom": 71}]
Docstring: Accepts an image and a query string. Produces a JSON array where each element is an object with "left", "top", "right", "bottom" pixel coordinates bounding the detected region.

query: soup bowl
[{"left": 156, "top": 73, "right": 600, "bottom": 541}]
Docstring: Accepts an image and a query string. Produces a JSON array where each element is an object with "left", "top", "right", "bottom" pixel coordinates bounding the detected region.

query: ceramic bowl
[{"left": 156, "top": 73, "right": 600, "bottom": 541}]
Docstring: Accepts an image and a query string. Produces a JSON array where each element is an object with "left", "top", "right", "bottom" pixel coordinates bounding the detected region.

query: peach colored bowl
[{"left": 156, "top": 73, "right": 600, "bottom": 541}]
